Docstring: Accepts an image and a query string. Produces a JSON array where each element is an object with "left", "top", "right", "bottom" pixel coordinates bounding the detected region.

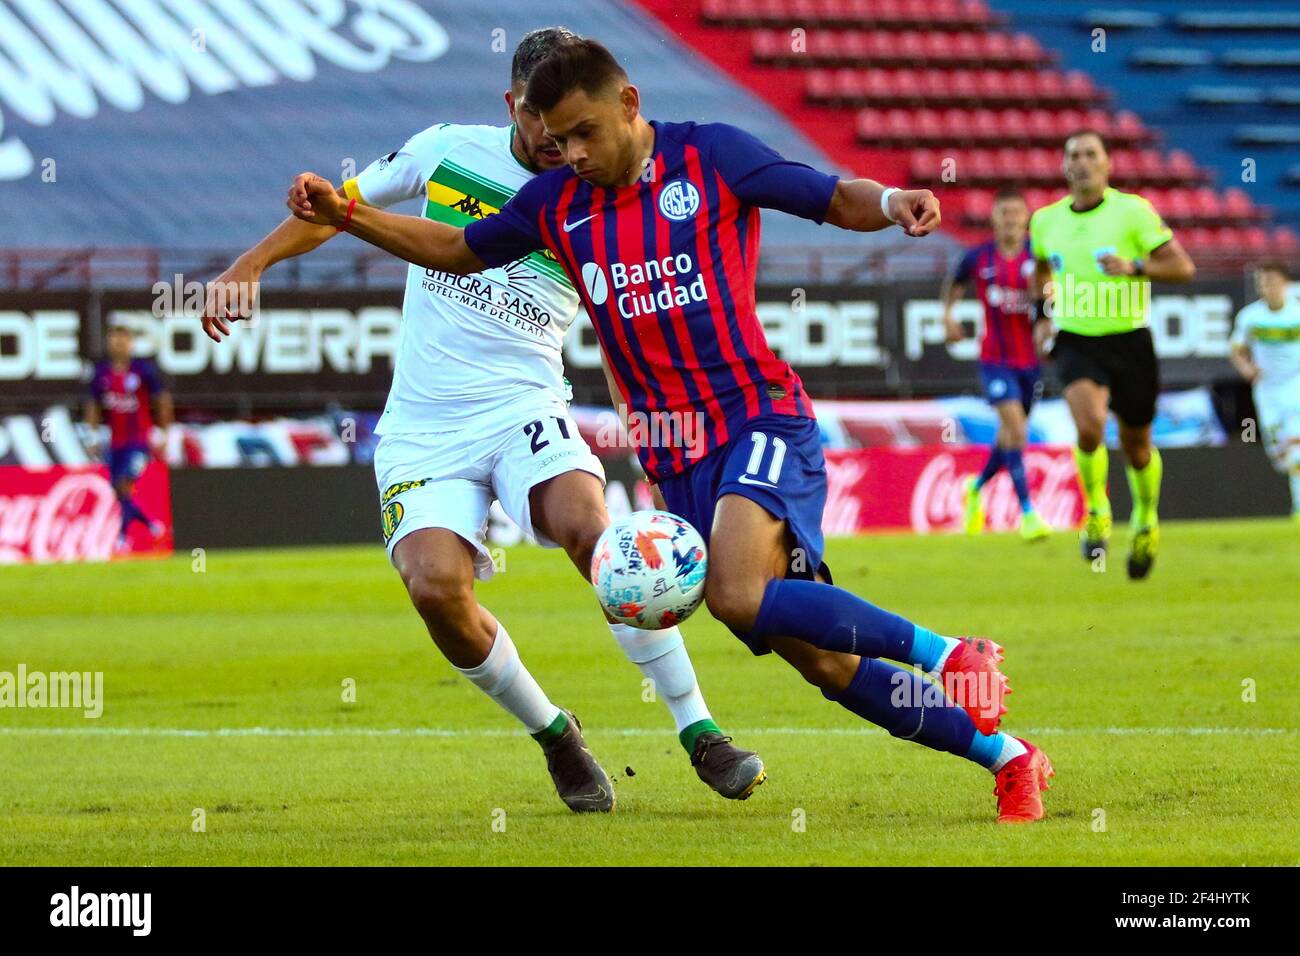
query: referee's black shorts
[{"left": 1051, "top": 327, "right": 1160, "bottom": 427}]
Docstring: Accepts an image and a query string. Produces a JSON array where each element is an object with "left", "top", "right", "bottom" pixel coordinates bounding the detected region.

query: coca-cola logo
[
  {"left": 823, "top": 454, "right": 869, "bottom": 535},
  {"left": 910, "top": 451, "right": 1082, "bottom": 533},
  {"left": 0, "top": 473, "right": 119, "bottom": 563}
]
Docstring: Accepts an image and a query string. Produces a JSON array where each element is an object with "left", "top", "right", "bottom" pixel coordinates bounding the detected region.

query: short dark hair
[
  {"left": 1065, "top": 128, "right": 1110, "bottom": 155},
  {"left": 1254, "top": 260, "right": 1290, "bottom": 279},
  {"left": 993, "top": 187, "right": 1026, "bottom": 205},
  {"left": 524, "top": 38, "right": 628, "bottom": 112},
  {"left": 511, "top": 26, "right": 580, "bottom": 86}
]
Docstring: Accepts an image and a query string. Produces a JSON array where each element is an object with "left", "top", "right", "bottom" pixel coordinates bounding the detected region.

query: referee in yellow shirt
[{"left": 1030, "top": 131, "right": 1196, "bottom": 578}]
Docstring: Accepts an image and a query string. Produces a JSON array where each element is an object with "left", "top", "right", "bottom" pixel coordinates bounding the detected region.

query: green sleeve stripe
[
  {"left": 435, "top": 161, "right": 515, "bottom": 209},
  {"left": 424, "top": 202, "right": 571, "bottom": 288}
]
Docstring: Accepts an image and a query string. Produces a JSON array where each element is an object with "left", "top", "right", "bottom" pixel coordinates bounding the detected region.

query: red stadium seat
[
  {"left": 1009, "top": 33, "right": 1046, "bottom": 65},
  {"left": 1025, "top": 109, "right": 1057, "bottom": 143},
  {"left": 970, "top": 108, "right": 1002, "bottom": 142},
  {"left": 922, "top": 31, "right": 955, "bottom": 62},
  {"left": 964, "top": 189, "right": 994, "bottom": 222},
  {"left": 1002, "top": 70, "right": 1037, "bottom": 103},
  {"left": 937, "top": 107, "right": 970, "bottom": 142},
  {"left": 1274, "top": 227, "right": 1299, "bottom": 252},
  {"left": 895, "top": 30, "right": 927, "bottom": 63},
  {"left": 1166, "top": 150, "right": 1199, "bottom": 181},
  {"left": 1063, "top": 71, "right": 1099, "bottom": 104},
  {"left": 993, "top": 146, "right": 1022, "bottom": 179},
  {"left": 1191, "top": 187, "right": 1223, "bottom": 220},
  {"left": 1182, "top": 227, "right": 1215, "bottom": 250},
  {"left": 1026, "top": 148, "right": 1059, "bottom": 182},
  {"left": 1112, "top": 110, "right": 1148, "bottom": 144},
  {"left": 1241, "top": 227, "right": 1271, "bottom": 252},
  {"left": 982, "top": 33, "right": 1012, "bottom": 62},
  {"left": 951, "top": 31, "right": 983, "bottom": 63},
  {"left": 1160, "top": 188, "right": 1195, "bottom": 222},
  {"left": 1033, "top": 71, "right": 1065, "bottom": 102},
  {"left": 1222, "top": 188, "right": 1256, "bottom": 221},
  {"left": 967, "top": 149, "right": 1000, "bottom": 183},
  {"left": 910, "top": 148, "right": 941, "bottom": 180}
]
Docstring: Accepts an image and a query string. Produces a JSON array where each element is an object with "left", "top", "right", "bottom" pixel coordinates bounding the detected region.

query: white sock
[
  {"left": 609, "top": 623, "right": 712, "bottom": 734},
  {"left": 454, "top": 623, "right": 561, "bottom": 734},
  {"left": 989, "top": 734, "right": 1028, "bottom": 773}
]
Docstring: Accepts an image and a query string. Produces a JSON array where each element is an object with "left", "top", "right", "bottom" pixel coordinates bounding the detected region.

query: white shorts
[
  {"left": 1254, "top": 381, "right": 1300, "bottom": 469},
  {"left": 373, "top": 397, "right": 605, "bottom": 579}
]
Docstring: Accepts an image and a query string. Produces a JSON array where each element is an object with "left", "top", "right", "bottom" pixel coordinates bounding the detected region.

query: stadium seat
[{"left": 963, "top": 189, "right": 994, "bottom": 223}]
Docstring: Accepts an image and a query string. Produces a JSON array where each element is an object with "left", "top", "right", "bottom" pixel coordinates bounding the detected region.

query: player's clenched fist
[
  {"left": 890, "top": 188, "right": 941, "bottom": 237},
  {"left": 288, "top": 173, "right": 347, "bottom": 226}
]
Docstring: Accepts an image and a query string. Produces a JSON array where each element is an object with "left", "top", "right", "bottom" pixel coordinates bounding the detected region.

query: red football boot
[
  {"left": 938, "top": 637, "right": 1009, "bottom": 735},
  {"left": 994, "top": 738, "right": 1054, "bottom": 824}
]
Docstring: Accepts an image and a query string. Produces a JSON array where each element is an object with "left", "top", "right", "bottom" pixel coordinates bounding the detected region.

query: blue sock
[
  {"left": 965, "top": 731, "right": 1003, "bottom": 768},
  {"left": 826, "top": 657, "right": 977, "bottom": 758},
  {"left": 752, "top": 578, "right": 949, "bottom": 669},
  {"left": 975, "top": 446, "right": 1004, "bottom": 489},
  {"left": 118, "top": 496, "right": 148, "bottom": 533},
  {"left": 1004, "top": 448, "right": 1032, "bottom": 513}
]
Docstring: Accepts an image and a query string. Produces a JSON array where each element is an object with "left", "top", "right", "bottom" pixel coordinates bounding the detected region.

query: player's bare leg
[
  {"left": 393, "top": 528, "right": 613, "bottom": 812},
  {"left": 707, "top": 494, "right": 1047, "bottom": 822},
  {"left": 1118, "top": 419, "right": 1161, "bottom": 579},
  {"left": 1065, "top": 378, "right": 1113, "bottom": 561},
  {"left": 528, "top": 470, "right": 766, "bottom": 799}
]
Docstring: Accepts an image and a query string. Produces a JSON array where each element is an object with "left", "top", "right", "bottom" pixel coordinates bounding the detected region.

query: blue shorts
[
  {"left": 657, "top": 414, "right": 829, "bottom": 656},
  {"left": 980, "top": 363, "right": 1041, "bottom": 413},
  {"left": 107, "top": 444, "right": 151, "bottom": 484}
]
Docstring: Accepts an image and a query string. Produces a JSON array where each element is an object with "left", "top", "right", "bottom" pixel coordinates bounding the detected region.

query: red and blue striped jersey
[
  {"left": 465, "top": 120, "right": 839, "bottom": 480},
  {"left": 88, "top": 359, "right": 165, "bottom": 449},
  {"left": 952, "top": 239, "right": 1038, "bottom": 369}
]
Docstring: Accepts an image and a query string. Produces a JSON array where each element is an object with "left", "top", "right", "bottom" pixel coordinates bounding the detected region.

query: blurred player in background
[
  {"left": 1030, "top": 130, "right": 1196, "bottom": 579},
  {"left": 942, "top": 188, "right": 1050, "bottom": 541},
  {"left": 288, "top": 37, "right": 1058, "bottom": 823},
  {"left": 1230, "top": 261, "right": 1300, "bottom": 520},
  {"left": 83, "top": 324, "right": 172, "bottom": 552},
  {"left": 203, "top": 27, "right": 764, "bottom": 814}
]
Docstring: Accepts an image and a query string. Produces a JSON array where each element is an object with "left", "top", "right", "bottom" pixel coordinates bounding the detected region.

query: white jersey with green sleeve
[
  {"left": 342, "top": 123, "right": 578, "bottom": 435},
  {"left": 1029, "top": 187, "right": 1174, "bottom": 336},
  {"left": 1231, "top": 296, "right": 1300, "bottom": 386}
]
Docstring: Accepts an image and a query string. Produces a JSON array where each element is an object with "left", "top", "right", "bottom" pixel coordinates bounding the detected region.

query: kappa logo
[
  {"left": 381, "top": 478, "right": 430, "bottom": 505},
  {"left": 658, "top": 180, "right": 701, "bottom": 221}
]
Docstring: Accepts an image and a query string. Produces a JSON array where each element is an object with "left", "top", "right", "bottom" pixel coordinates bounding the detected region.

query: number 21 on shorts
[{"left": 523, "top": 416, "right": 572, "bottom": 455}]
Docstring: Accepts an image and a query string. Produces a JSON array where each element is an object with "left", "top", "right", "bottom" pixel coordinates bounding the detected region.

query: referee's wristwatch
[{"left": 1131, "top": 259, "right": 1146, "bottom": 277}]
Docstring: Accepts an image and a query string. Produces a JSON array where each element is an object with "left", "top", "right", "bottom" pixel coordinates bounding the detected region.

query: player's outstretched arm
[
  {"left": 287, "top": 173, "right": 487, "bottom": 276},
  {"left": 202, "top": 192, "right": 345, "bottom": 342},
  {"left": 824, "top": 179, "right": 940, "bottom": 236}
]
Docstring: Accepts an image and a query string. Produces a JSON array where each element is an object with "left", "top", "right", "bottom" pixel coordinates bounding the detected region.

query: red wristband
[{"left": 336, "top": 198, "right": 357, "bottom": 233}]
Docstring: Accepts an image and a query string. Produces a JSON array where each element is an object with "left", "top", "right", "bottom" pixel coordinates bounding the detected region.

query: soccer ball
[{"left": 591, "top": 510, "right": 708, "bottom": 630}]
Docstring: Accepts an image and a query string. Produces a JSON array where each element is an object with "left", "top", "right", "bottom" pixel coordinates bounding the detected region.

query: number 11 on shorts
[{"left": 743, "top": 431, "right": 786, "bottom": 486}]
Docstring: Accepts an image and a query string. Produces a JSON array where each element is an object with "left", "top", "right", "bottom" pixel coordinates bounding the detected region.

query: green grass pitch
[{"left": 2, "top": 518, "right": 1296, "bottom": 866}]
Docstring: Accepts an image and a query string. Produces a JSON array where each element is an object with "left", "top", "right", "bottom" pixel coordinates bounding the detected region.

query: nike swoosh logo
[
  {"left": 736, "top": 475, "right": 778, "bottom": 488},
  {"left": 563, "top": 214, "right": 596, "bottom": 233}
]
